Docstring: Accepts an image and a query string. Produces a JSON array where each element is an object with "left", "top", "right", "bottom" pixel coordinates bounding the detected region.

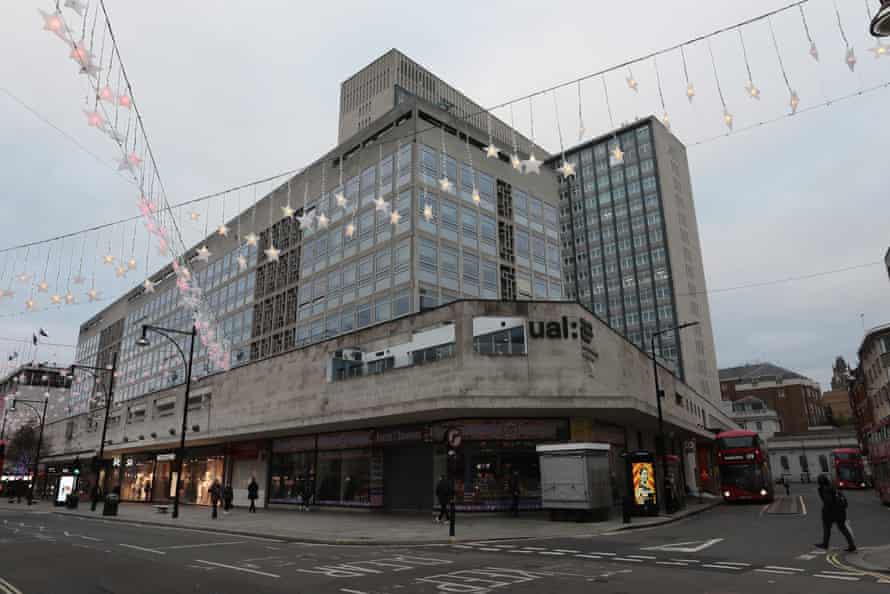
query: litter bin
[
  {"left": 65, "top": 494, "right": 79, "bottom": 509},
  {"left": 102, "top": 493, "right": 119, "bottom": 516}
]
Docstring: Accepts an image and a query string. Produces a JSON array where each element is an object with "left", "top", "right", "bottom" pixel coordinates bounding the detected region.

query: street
[{"left": 0, "top": 484, "right": 887, "bottom": 593}]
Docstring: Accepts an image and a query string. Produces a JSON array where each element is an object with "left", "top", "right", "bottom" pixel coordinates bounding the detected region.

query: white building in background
[
  {"left": 722, "top": 396, "right": 782, "bottom": 440},
  {"left": 768, "top": 427, "right": 858, "bottom": 484}
]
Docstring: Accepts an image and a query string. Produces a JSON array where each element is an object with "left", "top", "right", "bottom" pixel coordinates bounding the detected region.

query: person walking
[
  {"left": 509, "top": 471, "right": 521, "bottom": 517},
  {"left": 223, "top": 483, "right": 234, "bottom": 513},
  {"left": 435, "top": 474, "right": 452, "bottom": 524},
  {"left": 815, "top": 474, "right": 856, "bottom": 552},
  {"left": 247, "top": 476, "right": 259, "bottom": 513},
  {"left": 209, "top": 479, "right": 222, "bottom": 520}
]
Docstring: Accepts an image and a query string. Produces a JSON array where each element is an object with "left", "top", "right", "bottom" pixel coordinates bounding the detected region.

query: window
[
  {"left": 463, "top": 252, "right": 479, "bottom": 296},
  {"left": 420, "top": 145, "right": 437, "bottom": 185},
  {"left": 374, "top": 295, "right": 390, "bottom": 322},
  {"left": 780, "top": 456, "right": 790, "bottom": 471},
  {"left": 481, "top": 260, "right": 498, "bottom": 298},
  {"left": 419, "top": 238, "right": 437, "bottom": 283},
  {"left": 818, "top": 455, "right": 829, "bottom": 473},
  {"left": 515, "top": 229, "right": 530, "bottom": 262},
  {"left": 479, "top": 214, "right": 496, "bottom": 255},
  {"left": 356, "top": 302, "right": 372, "bottom": 328},
  {"left": 534, "top": 275, "right": 548, "bottom": 298},
  {"left": 393, "top": 289, "right": 411, "bottom": 316},
  {"left": 440, "top": 245, "right": 459, "bottom": 290},
  {"left": 397, "top": 143, "right": 412, "bottom": 187},
  {"left": 473, "top": 326, "right": 526, "bottom": 355},
  {"left": 440, "top": 199, "right": 458, "bottom": 242},
  {"left": 799, "top": 455, "right": 809, "bottom": 472},
  {"left": 461, "top": 208, "right": 478, "bottom": 248}
]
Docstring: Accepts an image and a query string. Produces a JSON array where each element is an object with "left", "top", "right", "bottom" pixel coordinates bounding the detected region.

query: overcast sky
[{"left": 1, "top": 0, "right": 888, "bottom": 390}]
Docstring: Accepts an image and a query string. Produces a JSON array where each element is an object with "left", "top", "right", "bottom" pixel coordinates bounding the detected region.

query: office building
[
  {"left": 858, "top": 323, "right": 890, "bottom": 498},
  {"left": 552, "top": 118, "right": 720, "bottom": 400}
]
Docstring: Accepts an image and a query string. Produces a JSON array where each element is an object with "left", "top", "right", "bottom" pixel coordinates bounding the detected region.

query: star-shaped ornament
[
  {"left": 87, "top": 288, "right": 99, "bottom": 301},
  {"left": 217, "top": 224, "right": 230, "bottom": 237},
  {"left": 789, "top": 91, "right": 800, "bottom": 114},
  {"left": 472, "top": 189, "right": 481, "bottom": 205},
  {"left": 522, "top": 154, "right": 541, "bottom": 175},
  {"left": 98, "top": 86, "right": 115, "bottom": 103},
  {"left": 510, "top": 154, "right": 522, "bottom": 170},
  {"left": 868, "top": 41, "right": 889, "bottom": 58},
  {"left": 102, "top": 254, "right": 114, "bottom": 265},
  {"left": 390, "top": 210, "right": 402, "bottom": 225},
  {"left": 79, "top": 60, "right": 101, "bottom": 78},
  {"left": 423, "top": 204, "right": 434, "bottom": 222},
  {"left": 38, "top": 9, "right": 68, "bottom": 41},
  {"left": 744, "top": 81, "right": 761, "bottom": 100},
  {"left": 845, "top": 47, "right": 857, "bottom": 72},
  {"left": 557, "top": 160, "right": 576, "bottom": 177},
  {"left": 69, "top": 42, "right": 91, "bottom": 66},
  {"left": 335, "top": 192, "right": 348, "bottom": 208},
  {"left": 0, "top": 289, "right": 7, "bottom": 298},
  {"left": 51, "top": 294, "right": 62, "bottom": 305},
  {"left": 626, "top": 75, "right": 639, "bottom": 92},
  {"left": 236, "top": 255, "right": 248, "bottom": 271},
  {"left": 373, "top": 196, "right": 389, "bottom": 211},
  {"left": 345, "top": 222, "right": 356, "bottom": 238},
  {"left": 437, "top": 177, "right": 453, "bottom": 193},
  {"left": 114, "top": 265, "right": 127, "bottom": 278},
  {"left": 84, "top": 109, "right": 104, "bottom": 128},
  {"left": 610, "top": 145, "right": 625, "bottom": 164},
  {"left": 809, "top": 42, "right": 819, "bottom": 62},
  {"left": 36, "top": 280, "right": 49, "bottom": 292},
  {"left": 25, "top": 298, "right": 36, "bottom": 311},
  {"left": 195, "top": 246, "right": 212, "bottom": 262},
  {"left": 64, "top": 0, "right": 87, "bottom": 17},
  {"left": 485, "top": 144, "right": 498, "bottom": 158},
  {"left": 127, "top": 258, "right": 138, "bottom": 270},
  {"left": 118, "top": 95, "right": 132, "bottom": 109},
  {"left": 686, "top": 83, "right": 695, "bottom": 102},
  {"left": 281, "top": 204, "right": 295, "bottom": 218},
  {"left": 264, "top": 245, "right": 280, "bottom": 262},
  {"left": 296, "top": 213, "right": 315, "bottom": 230},
  {"left": 72, "top": 274, "right": 85, "bottom": 285},
  {"left": 661, "top": 112, "right": 671, "bottom": 130},
  {"left": 317, "top": 213, "right": 329, "bottom": 228},
  {"left": 65, "top": 292, "right": 75, "bottom": 304},
  {"left": 244, "top": 232, "right": 259, "bottom": 247},
  {"left": 17, "top": 273, "right": 30, "bottom": 283},
  {"left": 189, "top": 211, "right": 200, "bottom": 222},
  {"left": 722, "top": 109, "right": 734, "bottom": 130},
  {"left": 2, "top": 289, "right": 13, "bottom": 299}
]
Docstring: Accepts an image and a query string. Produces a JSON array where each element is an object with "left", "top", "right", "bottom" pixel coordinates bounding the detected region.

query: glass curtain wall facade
[{"left": 559, "top": 122, "right": 681, "bottom": 372}]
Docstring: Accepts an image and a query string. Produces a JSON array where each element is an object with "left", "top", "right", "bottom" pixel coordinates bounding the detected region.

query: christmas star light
[
  {"left": 84, "top": 109, "right": 104, "bottom": 128},
  {"left": 25, "top": 298, "right": 36, "bottom": 311},
  {"left": 390, "top": 210, "right": 401, "bottom": 225},
  {"left": 438, "top": 177, "right": 453, "bottom": 193},
  {"left": 296, "top": 213, "right": 315, "bottom": 230},
  {"left": 626, "top": 74, "right": 639, "bottom": 92},
  {"left": 38, "top": 9, "right": 67, "bottom": 41},
  {"left": 846, "top": 47, "right": 857, "bottom": 72},
  {"left": 335, "top": 192, "right": 348, "bottom": 208},
  {"left": 244, "top": 232, "right": 259, "bottom": 247},
  {"left": 723, "top": 108, "right": 734, "bottom": 130},
  {"left": 36, "top": 280, "right": 49, "bottom": 292},
  {"left": 87, "top": 288, "right": 99, "bottom": 301},
  {"left": 510, "top": 154, "right": 522, "bottom": 170},
  {"left": 264, "top": 245, "right": 280, "bottom": 262},
  {"left": 65, "top": 292, "right": 75, "bottom": 304},
  {"left": 868, "top": 41, "right": 889, "bottom": 58},
  {"left": 317, "top": 212, "right": 329, "bottom": 228},
  {"left": 661, "top": 112, "right": 671, "bottom": 130},
  {"left": 118, "top": 153, "right": 143, "bottom": 171},
  {"left": 79, "top": 60, "right": 101, "bottom": 78},
  {"left": 0, "top": 289, "right": 7, "bottom": 299},
  {"left": 102, "top": 254, "right": 114, "bottom": 265},
  {"left": 472, "top": 189, "right": 481, "bottom": 205},
  {"left": 373, "top": 196, "right": 389, "bottom": 211},
  {"left": 127, "top": 258, "right": 137, "bottom": 270},
  {"left": 17, "top": 273, "right": 30, "bottom": 283},
  {"left": 72, "top": 274, "right": 85, "bottom": 285},
  {"left": 522, "top": 154, "right": 541, "bottom": 175},
  {"left": 809, "top": 42, "right": 820, "bottom": 62},
  {"left": 744, "top": 80, "right": 761, "bottom": 100},
  {"left": 51, "top": 294, "right": 62, "bottom": 305},
  {"left": 557, "top": 160, "right": 575, "bottom": 177},
  {"left": 281, "top": 204, "right": 295, "bottom": 218},
  {"left": 118, "top": 95, "right": 132, "bottom": 109},
  {"left": 610, "top": 144, "right": 624, "bottom": 163},
  {"left": 485, "top": 144, "right": 498, "bottom": 158},
  {"left": 236, "top": 255, "right": 248, "bottom": 271},
  {"left": 345, "top": 222, "right": 356, "bottom": 238},
  {"left": 69, "top": 42, "right": 91, "bottom": 66},
  {"left": 64, "top": 0, "right": 87, "bottom": 17},
  {"left": 189, "top": 211, "right": 200, "bottom": 222},
  {"left": 217, "top": 224, "right": 230, "bottom": 237},
  {"left": 195, "top": 246, "right": 212, "bottom": 262},
  {"left": 686, "top": 83, "right": 695, "bottom": 102},
  {"left": 98, "top": 86, "right": 115, "bottom": 102},
  {"left": 789, "top": 91, "right": 800, "bottom": 114},
  {"left": 115, "top": 265, "right": 127, "bottom": 278},
  {"left": 423, "top": 204, "right": 433, "bottom": 222}
]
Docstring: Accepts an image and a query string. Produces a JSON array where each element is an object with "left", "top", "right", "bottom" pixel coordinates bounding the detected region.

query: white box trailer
[{"left": 536, "top": 443, "right": 612, "bottom": 521}]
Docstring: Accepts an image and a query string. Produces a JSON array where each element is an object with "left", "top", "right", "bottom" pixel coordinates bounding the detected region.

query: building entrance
[{"left": 383, "top": 444, "right": 433, "bottom": 511}]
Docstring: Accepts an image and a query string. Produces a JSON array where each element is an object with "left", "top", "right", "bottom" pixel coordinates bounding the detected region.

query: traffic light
[{"left": 72, "top": 457, "right": 81, "bottom": 476}]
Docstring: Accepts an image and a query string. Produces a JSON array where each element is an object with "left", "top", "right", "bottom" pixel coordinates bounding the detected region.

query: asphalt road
[{"left": 0, "top": 483, "right": 887, "bottom": 593}]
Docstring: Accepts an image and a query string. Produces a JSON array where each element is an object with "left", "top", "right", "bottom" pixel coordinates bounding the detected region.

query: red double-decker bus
[
  {"left": 716, "top": 430, "right": 774, "bottom": 502},
  {"left": 831, "top": 448, "right": 867, "bottom": 490}
]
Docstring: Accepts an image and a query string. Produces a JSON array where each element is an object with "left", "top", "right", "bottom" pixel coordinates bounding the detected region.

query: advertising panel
[
  {"left": 56, "top": 476, "right": 75, "bottom": 504},
  {"left": 632, "top": 462, "right": 656, "bottom": 506}
]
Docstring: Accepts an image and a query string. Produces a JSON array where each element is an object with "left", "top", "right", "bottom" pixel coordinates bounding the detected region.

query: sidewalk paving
[
  {"left": 842, "top": 545, "right": 890, "bottom": 576},
  {"left": 2, "top": 497, "right": 721, "bottom": 544}
]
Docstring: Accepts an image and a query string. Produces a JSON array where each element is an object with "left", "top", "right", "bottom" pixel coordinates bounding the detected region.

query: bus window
[{"left": 716, "top": 435, "right": 756, "bottom": 449}]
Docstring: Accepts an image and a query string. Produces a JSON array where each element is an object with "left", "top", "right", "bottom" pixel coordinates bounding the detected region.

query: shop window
[{"left": 317, "top": 449, "right": 371, "bottom": 506}]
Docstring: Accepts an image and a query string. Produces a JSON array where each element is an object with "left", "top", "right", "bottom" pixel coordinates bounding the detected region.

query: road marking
[
  {"left": 79, "top": 535, "right": 102, "bottom": 542},
  {"left": 799, "top": 496, "right": 807, "bottom": 516},
  {"left": 537, "top": 551, "right": 565, "bottom": 556},
  {"left": 513, "top": 550, "right": 535, "bottom": 554},
  {"left": 195, "top": 560, "right": 280, "bottom": 578},
  {"left": 712, "top": 562, "right": 750, "bottom": 567},
  {"left": 642, "top": 538, "right": 723, "bottom": 553},
  {"left": 702, "top": 564, "right": 743, "bottom": 570},
  {"left": 452, "top": 545, "right": 474, "bottom": 549},
  {"left": 627, "top": 555, "right": 657, "bottom": 560},
  {"left": 670, "top": 559, "right": 700, "bottom": 564},
  {"left": 492, "top": 544, "right": 516, "bottom": 548},
  {"left": 796, "top": 554, "right": 818, "bottom": 560},
  {"left": 0, "top": 576, "right": 23, "bottom": 594},
  {"left": 119, "top": 544, "right": 166, "bottom": 555},
  {"left": 478, "top": 548, "right": 502, "bottom": 552},
  {"left": 819, "top": 570, "right": 862, "bottom": 576},
  {"left": 656, "top": 561, "right": 689, "bottom": 566},
  {"left": 521, "top": 547, "right": 546, "bottom": 551},
  {"left": 574, "top": 554, "right": 603, "bottom": 560},
  {"left": 553, "top": 549, "right": 580, "bottom": 554},
  {"left": 814, "top": 574, "right": 859, "bottom": 581},
  {"left": 588, "top": 552, "right": 616, "bottom": 556},
  {"left": 340, "top": 589, "right": 373, "bottom": 594},
  {"left": 764, "top": 566, "right": 804, "bottom": 572},
  {"left": 755, "top": 569, "right": 794, "bottom": 575},
  {"left": 165, "top": 541, "right": 245, "bottom": 550},
  {"left": 613, "top": 558, "right": 644, "bottom": 563}
]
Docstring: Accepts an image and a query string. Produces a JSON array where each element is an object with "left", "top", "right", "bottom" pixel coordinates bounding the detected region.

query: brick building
[{"left": 719, "top": 362, "right": 827, "bottom": 434}]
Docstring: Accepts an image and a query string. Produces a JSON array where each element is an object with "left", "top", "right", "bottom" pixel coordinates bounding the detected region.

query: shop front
[
  {"left": 104, "top": 446, "right": 225, "bottom": 505},
  {"left": 118, "top": 455, "right": 155, "bottom": 502}
]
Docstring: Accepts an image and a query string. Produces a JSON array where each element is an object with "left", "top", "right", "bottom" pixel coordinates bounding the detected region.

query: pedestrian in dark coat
[
  {"left": 815, "top": 474, "right": 856, "bottom": 552},
  {"left": 223, "top": 484, "right": 234, "bottom": 512},
  {"left": 209, "top": 479, "right": 221, "bottom": 519},
  {"left": 247, "top": 477, "right": 259, "bottom": 513},
  {"left": 435, "top": 475, "right": 453, "bottom": 523}
]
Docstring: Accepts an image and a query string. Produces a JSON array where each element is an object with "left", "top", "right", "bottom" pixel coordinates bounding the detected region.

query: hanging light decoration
[
  {"left": 681, "top": 46, "right": 695, "bottom": 102},
  {"left": 38, "top": 9, "right": 67, "bottom": 42},
  {"left": 769, "top": 17, "right": 801, "bottom": 115},
  {"left": 195, "top": 246, "right": 212, "bottom": 262},
  {"left": 739, "top": 29, "right": 760, "bottom": 100},
  {"left": 708, "top": 40, "right": 733, "bottom": 131}
]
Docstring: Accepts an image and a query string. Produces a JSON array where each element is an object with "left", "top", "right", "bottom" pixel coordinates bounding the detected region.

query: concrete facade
[
  {"left": 857, "top": 323, "right": 890, "bottom": 500},
  {"left": 40, "top": 301, "right": 735, "bottom": 509},
  {"left": 767, "top": 428, "right": 858, "bottom": 484},
  {"left": 721, "top": 396, "right": 782, "bottom": 440}
]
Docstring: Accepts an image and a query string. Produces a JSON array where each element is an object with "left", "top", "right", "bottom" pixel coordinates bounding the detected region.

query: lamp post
[
  {"left": 651, "top": 321, "right": 699, "bottom": 514},
  {"left": 11, "top": 396, "right": 49, "bottom": 504},
  {"left": 137, "top": 323, "right": 196, "bottom": 519},
  {"left": 872, "top": 1, "right": 890, "bottom": 37},
  {"left": 69, "top": 353, "right": 117, "bottom": 511}
]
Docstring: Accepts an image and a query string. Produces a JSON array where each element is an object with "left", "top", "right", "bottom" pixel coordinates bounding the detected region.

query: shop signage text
[{"left": 527, "top": 316, "right": 593, "bottom": 344}]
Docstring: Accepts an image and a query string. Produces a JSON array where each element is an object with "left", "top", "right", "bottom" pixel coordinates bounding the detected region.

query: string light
[
  {"left": 708, "top": 39, "right": 733, "bottom": 131},
  {"left": 508, "top": 104, "right": 521, "bottom": 170},
  {"left": 522, "top": 97, "right": 541, "bottom": 174},
  {"left": 626, "top": 67, "right": 639, "bottom": 92},
  {"left": 438, "top": 126, "right": 454, "bottom": 192},
  {"left": 834, "top": 1, "right": 856, "bottom": 72},
  {"left": 768, "top": 17, "right": 801, "bottom": 115},
  {"left": 653, "top": 56, "right": 670, "bottom": 130},
  {"left": 576, "top": 81, "right": 586, "bottom": 141},
  {"left": 681, "top": 45, "right": 695, "bottom": 102},
  {"left": 484, "top": 114, "right": 498, "bottom": 158},
  {"left": 601, "top": 76, "right": 623, "bottom": 165},
  {"left": 739, "top": 29, "right": 761, "bottom": 100},
  {"left": 798, "top": 5, "right": 819, "bottom": 61},
  {"left": 552, "top": 90, "right": 575, "bottom": 177}
]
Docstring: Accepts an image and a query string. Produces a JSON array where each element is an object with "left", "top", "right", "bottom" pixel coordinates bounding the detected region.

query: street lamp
[
  {"left": 68, "top": 354, "right": 117, "bottom": 511},
  {"left": 11, "top": 396, "right": 49, "bottom": 505},
  {"left": 651, "top": 321, "right": 699, "bottom": 514},
  {"left": 136, "top": 323, "right": 196, "bottom": 519},
  {"left": 872, "top": 1, "right": 890, "bottom": 37}
]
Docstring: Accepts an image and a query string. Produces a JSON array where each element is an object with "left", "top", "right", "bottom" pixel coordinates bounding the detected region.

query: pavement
[
  {"left": 1, "top": 483, "right": 889, "bottom": 593},
  {"left": 0, "top": 496, "right": 721, "bottom": 544}
]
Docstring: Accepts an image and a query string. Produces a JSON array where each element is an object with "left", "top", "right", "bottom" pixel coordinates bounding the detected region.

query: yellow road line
[
  {"left": 0, "top": 576, "right": 23, "bottom": 594},
  {"left": 827, "top": 552, "right": 890, "bottom": 583}
]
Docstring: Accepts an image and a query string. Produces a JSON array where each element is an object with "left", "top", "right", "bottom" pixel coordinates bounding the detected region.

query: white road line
[
  {"left": 589, "top": 552, "right": 616, "bottom": 556},
  {"left": 764, "top": 566, "right": 804, "bottom": 572},
  {"left": 755, "top": 569, "right": 794, "bottom": 575},
  {"left": 340, "top": 589, "right": 373, "bottom": 594},
  {"left": 522, "top": 547, "right": 547, "bottom": 551},
  {"left": 118, "top": 544, "right": 166, "bottom": 555},
  {"left": 79, "top": 535, "right": 102, "bottom": 542},
  {"left": 627, "top": 555, "right": 657, "bottom": 560},
  {"left": 670, "top": 559, "right": 700, "bottom": 563},
  {"left": 451, "top": 545, "right": 474, "bottom": 549},
  {"left": 702, "top": 564, "right": 743, "bottom": 570},
  {"left": 478, "top": 548, "right": 502, "bottom": 552},
  {"left": 656, "top": 561, "right": 689, "bottom": 566},
  {"left": 165, "top": 541, "right": 245, "bottom": 550},
  {"left": 0, "top": 576, "right": 23, "bottom": 594},
  {"left": 553, "top": 549, "right": 580, "bottom": 554},
  {"left": 799, "top": 496, "right": 807, "bottom": 516},
  {"left": 814, "top": 574, "right": 859, "bottom": 581},
  {"left": 712, "top": 562, "right": 750, "bottom": 567},
  {"left": 819, "top": 570, "right": 862, "bottom": 576},
  {"left": 613, "top": 558, "right": 644, "bottom": 563},
  {"left": 538, "top": 551, "right": 565, "bottom": 556},
  {"left": 492, "top": 544, "right": 516, "bottom": 548},
  {"left": 195, "top": 560, "right": 280, "bottom": 578},
  {"left": 574, "top": 554, "right": 603, "bottom": 560}
]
